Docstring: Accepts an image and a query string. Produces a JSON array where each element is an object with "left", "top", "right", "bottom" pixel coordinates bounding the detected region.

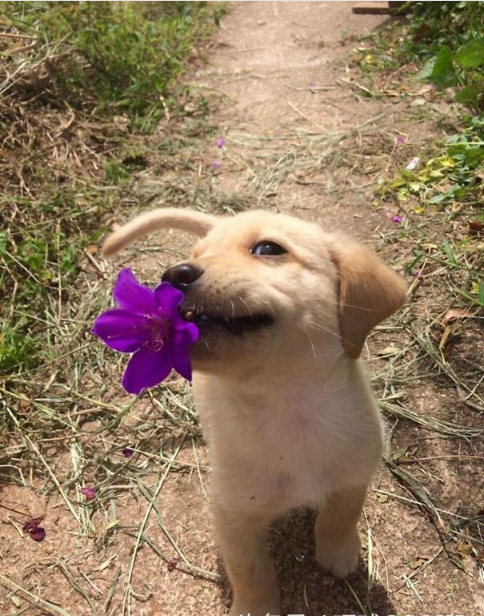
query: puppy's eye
[{"left": 251, "top": 241, "right": 287, "bottom": 257}]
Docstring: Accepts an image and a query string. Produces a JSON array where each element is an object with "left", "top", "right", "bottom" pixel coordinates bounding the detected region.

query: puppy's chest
[
  {"left": 213, "top": 395, "right": 342, "bottom": 510},
  {"left": 260, "top": 410, "right": 332, "bottom": 504}
]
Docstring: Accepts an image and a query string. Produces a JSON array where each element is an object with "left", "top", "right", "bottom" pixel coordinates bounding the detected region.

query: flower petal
[
  {"left": 171, "top": 344, "right": 193, "bottom": 381},
  {"left": 172, "top": 319, "right": 199, "bottom": 346},
  {"left": 29, "top": 527, "right": 46, "bottom": 542},
  {"left": 81, "top": 487, "right": 96, "bottom": 501},
  {"left": 113, "top": 269, "right": 157, "bottom": 315},
  {"left": 92, "top": 309, "right": 148, "bottom": 352},
  {"left": 23, "top": 517, "right": 43, "bottom": 533},
  {"left": 122, "top": 347, "right": 173, "bottom": 395},
  {"left": 154, "top": 282, "right": 185, "bottom": 320}
]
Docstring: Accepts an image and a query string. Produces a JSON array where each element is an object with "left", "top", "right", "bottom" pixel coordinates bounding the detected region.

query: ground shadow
[{"left": 214, "top": 508, "right": 396, "bottom": 616}]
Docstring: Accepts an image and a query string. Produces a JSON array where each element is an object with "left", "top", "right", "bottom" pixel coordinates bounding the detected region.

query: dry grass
[{"left": 1, "top": 11, "right": 483, "bottom": 613}]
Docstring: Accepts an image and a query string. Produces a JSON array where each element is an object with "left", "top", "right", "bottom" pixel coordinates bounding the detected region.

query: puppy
[{"left": 103, "top": 208, "right": 407, "bottom": 616}]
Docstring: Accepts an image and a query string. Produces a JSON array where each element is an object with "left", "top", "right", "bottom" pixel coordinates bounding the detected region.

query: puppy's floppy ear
[
  {"left": 329, "top": 239, "right": 407, "bottom": 359},
  {"left": 102, "top": 208, "right": 219, "bottom": 257}
]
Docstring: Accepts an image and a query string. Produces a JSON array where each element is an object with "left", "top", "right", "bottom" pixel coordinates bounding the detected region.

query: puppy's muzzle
[
  {"left": 162, "top": 262, "right": 274, "bottom": 336},
  {"left": 162, "top": 262, "right": 203, "bottom": 291}
]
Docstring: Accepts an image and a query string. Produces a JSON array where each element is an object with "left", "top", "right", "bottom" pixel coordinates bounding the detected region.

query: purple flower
[
  {"left": 216, "top": 137, "right": 225, "bottom": 148},
  {"left": 92, "top": 269, "right": 199, "bottom": 395},
  {"left": 395, "top": 136, "right": 406, "bottom": 145},
  {"left": 29, "top": 526, "right": 46, "bottom": 542},
  {"left": 122, "top": 447, "right": 134, "bottom": 458},
  {"left": 23, "top": 517, "right": 46, "bottom": 542},
  {"left": 308, "top": 82, "right": 316, "bottom": 88},
  {"left": 412, "top": 270, "right": 420, "bottom": 278},
  {"left": 391, "top": 215, "right": 403, "bottom": 224},
  {"left": 80, "top": 487, "right": 96, "bottom": 501},
  {"left": 212, "top": 160, "right": 222, "bottom": 169}
]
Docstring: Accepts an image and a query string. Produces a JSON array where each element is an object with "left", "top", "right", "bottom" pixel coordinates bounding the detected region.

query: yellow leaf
[{"left": 437, "top": 156, "right": 456, "bottom": 168}]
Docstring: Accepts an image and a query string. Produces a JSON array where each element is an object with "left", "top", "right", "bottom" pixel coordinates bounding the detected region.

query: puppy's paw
[{"left": 316, "top": 528, "right": 361, "bottom": 579}]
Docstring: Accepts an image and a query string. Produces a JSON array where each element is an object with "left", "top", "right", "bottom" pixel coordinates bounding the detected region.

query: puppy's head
[{"left": 102, "top": 208, "right": 407, "bottom": 371}]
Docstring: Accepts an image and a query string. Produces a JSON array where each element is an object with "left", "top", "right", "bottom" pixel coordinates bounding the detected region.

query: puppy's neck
[{"left": 195, "top": 343, "right": 351, "bottom": 397}]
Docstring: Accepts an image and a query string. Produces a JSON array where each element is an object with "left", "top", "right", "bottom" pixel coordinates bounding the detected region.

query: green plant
[
  {"left": 1, "top": 1, "right": 218, "bottom": 125},
  {"left": 403, "top": 1, "right": 484, "bottom": 113},
  {"left": 381, "top": 115, "right": 484, "bottom": 208},
  {"left": 0, "top": 2, "right": 221, "bottom": 374}
]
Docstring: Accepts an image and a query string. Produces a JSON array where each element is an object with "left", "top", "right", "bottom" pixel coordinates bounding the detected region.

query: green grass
[
  {"left": 353, "top": 2, "right": 484, "bottom": 112},
  {"left": 348, "top": 3, "right": 484, "bottom": 309},
  {"left": 1, "top": 1, "right": 220, "bottom": 127},
  {"left": 0, "top": 1, "right": 222, "bottom": 376}
]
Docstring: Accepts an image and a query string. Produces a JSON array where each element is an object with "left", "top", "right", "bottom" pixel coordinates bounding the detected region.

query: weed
[
  {"left": 0, "top": 1, "right": 221, "bottom": 374},
  {"left": 351, "top": 4, "right": 484, "bottom": 311},
  {"left": 1, "top": 2, "right": 220, "bottom": 126}
]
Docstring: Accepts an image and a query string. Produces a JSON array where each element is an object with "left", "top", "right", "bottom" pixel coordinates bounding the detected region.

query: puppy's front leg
[
  {"left": 213, "top": 505, "right": 280, "bottom": 616},
  {"left": 315, "top": 485, "right": 367, "bottom": 579}
]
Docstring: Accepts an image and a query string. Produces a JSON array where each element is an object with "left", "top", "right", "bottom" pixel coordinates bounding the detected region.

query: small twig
[
  {"left": 122, "top": 444, "right": 183, "bottom": 615},
  {"left": 0, "top": 31, "right": 37, "bottom": 40},
  {"left": 0, "top": 502, "right": 30, "bottom": 517},
  {"left": 287, "top": 101, "right": 327, "bottom": 133},
  {"left": 0, "top": 574, "right": 74, "bottom": 616},
  {"left": 5, "top": 407, "right": 80, "bottom": 524}
]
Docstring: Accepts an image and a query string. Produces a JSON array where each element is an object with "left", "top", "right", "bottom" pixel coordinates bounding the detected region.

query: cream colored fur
[{"left": 102, "top": 208, "right": 407, "bottom": 616}]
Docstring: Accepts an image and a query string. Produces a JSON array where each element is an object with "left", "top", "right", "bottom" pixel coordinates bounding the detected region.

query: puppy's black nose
[{"left": 162, "top": 263, "right": 203, "bottom": 291}]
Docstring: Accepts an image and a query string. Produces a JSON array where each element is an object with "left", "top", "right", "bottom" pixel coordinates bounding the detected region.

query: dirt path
[
  {"left": 2, "top": 3, "right": 482, "bottom": 616},
  {"left": 204, "top": 1, "right": 392, "bottom": 236},
  {"left": 113, "top": 3, "right": 482, "bottom": 615}
]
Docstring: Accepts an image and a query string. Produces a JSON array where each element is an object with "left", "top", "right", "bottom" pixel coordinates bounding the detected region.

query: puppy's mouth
[{"left": 181, "top": 308, "right": 274, "bottom": 336}]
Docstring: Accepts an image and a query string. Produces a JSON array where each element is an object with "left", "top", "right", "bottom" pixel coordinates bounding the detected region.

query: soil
[{"left": 1, "top": 3, "right": 483, "bottom": 616}]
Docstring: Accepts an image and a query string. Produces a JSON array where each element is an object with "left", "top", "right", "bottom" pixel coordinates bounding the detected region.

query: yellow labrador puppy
[{"left": 103, "top": 208, "right": 407, "bottom": 616}]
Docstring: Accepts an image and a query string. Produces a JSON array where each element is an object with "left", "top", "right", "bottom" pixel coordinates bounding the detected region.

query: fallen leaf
[
  {"left": 443, "top": 308, "right": 472, "bottom": 325},
  {"left": 417, "top": 84, "right": 434, "bottom": 95},
  {"left": 410, "top": 97, "right": 426, "bottom": 107},
  {"left": 456, "top": 541, "right": 474, "bottom": 556},
  {"left": 408, "top": 556, "right": 428, "bottom": 570},
  {"left": 469, "top": 220, "right": 484, "bottom": 234},
  {"left": 377, "top": 345, "right": 401, "bottom": 357}
]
